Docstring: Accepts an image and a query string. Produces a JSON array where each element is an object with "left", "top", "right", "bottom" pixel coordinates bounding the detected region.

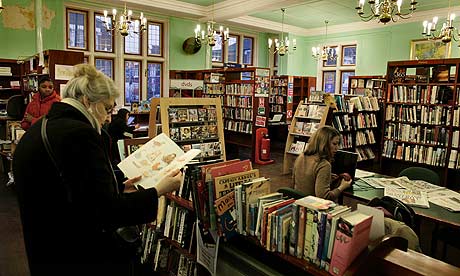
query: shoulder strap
[{"left": 41, "top": 117, "right": 73, "bottom": 203}]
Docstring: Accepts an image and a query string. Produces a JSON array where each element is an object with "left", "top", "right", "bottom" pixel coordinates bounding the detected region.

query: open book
[{"left": 117, "top": 133, "right": 200, "bottom": 189}]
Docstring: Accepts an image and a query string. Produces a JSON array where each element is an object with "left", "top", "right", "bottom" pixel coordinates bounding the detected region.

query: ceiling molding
[{"left": 227, "top": 15, "right": 309, "bottom": 35}]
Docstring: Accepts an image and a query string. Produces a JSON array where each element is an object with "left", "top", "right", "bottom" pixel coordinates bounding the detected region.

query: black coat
[
  {"left": 108, "top": 116, "right": 135, "bottom": 164},
  {"left": 13, "top": 102, "right": 158, "bottom": 276}
]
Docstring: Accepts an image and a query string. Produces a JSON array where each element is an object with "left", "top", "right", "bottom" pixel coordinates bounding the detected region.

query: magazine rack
[
  {"left": 159, "top": 97, "right": 226, "bottom": 162},
  {"left": 282, "top": 100, "right": 332, "bottom": 174}
]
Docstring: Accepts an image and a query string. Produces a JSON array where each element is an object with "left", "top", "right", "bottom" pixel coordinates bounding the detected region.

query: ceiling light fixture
[
  {"left": 103, "top": 3, "right": 147, "bottom": 37},
  {"left": 311, "top": 20, "right": 337, "bottom": 61},
  {"left": 194, "top": 0, "right": 229, "bottom": 47},
  {"left": 0, "top": 0, "right": 4, "bottom": 14},
  {"left": 356, "top": 0, "right": 418, "bottom": 24},
  {"left": 422, "top": 0, "right": 456, "bottom": 44},
  {"left": 268, "top": 8, "right": 296, "bottom": 57}
]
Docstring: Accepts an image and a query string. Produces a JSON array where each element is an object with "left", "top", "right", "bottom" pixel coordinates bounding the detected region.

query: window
[
  {"left": 243, "top": 37, "right": 254, "bottom": 65},
  {"left": 148, "top": 22, "right": 162, "bottom": 56},
  {"left": 66, "top": 9, "right": 87, "bottom": 50},
  {"left": 125, "top": 33, "right": 141, "bottom": 55},
  {"left": 94, "top": 14, "right": 113, "bottom": 52},
  {"left": 147, "top": 62, "right": 162, "bottom": 99},
  {"left": 212, "top": 35, "right": 223, "bottom": 62},
  {"left": 227, "top": 35, "right": 239, "bottom": 63},
  {"left": 125, "top": 60, "right": 141, "bottom": 104},
  {"left": 95, "top": 58, "right": 113, "bottom": 79},
  {"left": 317, "top": 42, "right": 357, "bottom": 95}
]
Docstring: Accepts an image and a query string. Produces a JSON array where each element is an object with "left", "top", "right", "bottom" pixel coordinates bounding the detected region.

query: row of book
[
  {"left": 355, "top": 113, "right": 378, "bottom": 129},
  {"left": 170, "top": 124, "right": 219, "bottom": 141},
  {"left": 382, "top": 140, "right": 448, "bottom": 167},
  {"left": 181, "top": 142, "right": 222, "bottom": 159},
  {"left": 332, "top": 114, "right": 353, "bottom": 132},
  {"left": 224, "top": 120, "right": 252, "bottom": 134},
  {"left": 384, "top": 123, "right": 450, "bottom": 146},
  {"left": 269, "top": 104, "right": 284, "bottom": 113},
  {"left": 204, "top": 83, "right": 225, "bottom": 95},
  {"left": 390, "top": 85, "right": 452, "bottom": 104},
  {"left": 332, "top": 113, "right": 377, "bottom": 131},
  {"left": 385, "top": 104, "right": 451, "bottom": 126},
  {"left": 169, "top": 107, "right": 217, "bottom": 123},
  {"left": 268, "top": 95, "right": 285, "bottom": 104},
  {"left": 225, "top": 95, "right": 253, "bottom": 108},
  {"left": 356, "top": 129, "right": 376, "bottom": 146},
  {"left": 225, "top": 83, "right": 254, "bottom": 95},
  {"left": 224, "top": 107, "right": 253, "bottom": 121},
  {"left": 348, "top": 96, "right": 380, "bottom": 111},
  {"left": 297, "top": 104, "right": 326, "bottom": 119},
  {"left": 453, "top": 130, "right": 460, "bottom": 148},
  {"left": 0, "top": 67, "right": 12, "bottom": 76},
  {"left": 334, "top": 95, "right": 353, "bottom": 113},
  {"left": 453, "top": 108, "right": 460, "bottom": 127},
  {"left": 271, "top": 78, "right": 288, "bottom": 86},
  {"left": 163, "top": 204, "right": 194, "bottom": 248},
  {"left": 340, "top": 133, "right": 353, "bottom": 149},
  {"left": 270, "top": 86, "right": 287, "bottom": 95},
  {"left": 152, "top": 238, "right": 196, "bottom": 275},
  {"left": 448, "top": 149, "right": 460, "bottom": 169},
  {"left": 293, "top": 121, "right": 320, "bottom": 136},
  {"left": 355, "top": 146, "right": 376, "bottom": 161}
]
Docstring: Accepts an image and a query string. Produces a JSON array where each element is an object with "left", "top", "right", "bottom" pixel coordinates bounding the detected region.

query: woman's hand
[
  {"left": 123, "top": 175, "right": 142, "bottom": 193},
  {"left": 155, "top": 169, "right": 182, "bottom": 196},
  {"left": 339, "top": 173, "right": 352, "bottom": 181},
  {"left": 338, "top": 178, "right": 352, "bottom": 192},
  {"left": 331, "top": 173, "right": 339, "bottom": 182}
]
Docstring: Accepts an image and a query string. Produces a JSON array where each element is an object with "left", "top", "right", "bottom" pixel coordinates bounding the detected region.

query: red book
[
  {"left": 329, "top": 211, "right": 373, "bottom": 276},
  {"left": 209, "top": 159, "right": 252, "bottom": 180},
  {"left": 260, "top": 198, "right": 295, "bottom": 247}
]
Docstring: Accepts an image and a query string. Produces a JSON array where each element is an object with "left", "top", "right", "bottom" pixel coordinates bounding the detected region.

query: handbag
[{"left": 40, "top": 117, "right": 141, "bottom": 255}]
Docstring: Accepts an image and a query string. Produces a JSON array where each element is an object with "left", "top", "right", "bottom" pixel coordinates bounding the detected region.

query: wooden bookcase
[
  {"left": 160, "top": 97, "right": 226, "bottom": 162},
  {"left": 348, "top": 75, "right": 386, "bottom": 99},
  {"left": 382, "top": 58, "right": 460, "bottom": 188},
  {"left": 283, "top": 100, "right": 332, "bottom": 174},
  {"left": 169, "top": 70, "right": 205, "bottom": 98},
  {"left": 0, "top": 59, "right": 25, "bottom": 119}
]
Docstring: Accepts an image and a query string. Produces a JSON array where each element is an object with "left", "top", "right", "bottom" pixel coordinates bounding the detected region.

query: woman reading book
[
  {"left": 292, "top": 125, "right": 352, "bottom": 201},
  {"left": 13, "top": 64, "right": 182, "bottom": 276}
]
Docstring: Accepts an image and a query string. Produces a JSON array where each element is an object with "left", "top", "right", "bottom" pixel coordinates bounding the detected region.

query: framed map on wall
[{"left": 410, "top": 39, "right": 451, "bottom": 60}]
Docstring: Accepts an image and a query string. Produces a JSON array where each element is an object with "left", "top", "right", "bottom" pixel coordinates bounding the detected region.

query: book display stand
[{"left": 282, "top": 100, "right": 333, "bottom": 174}]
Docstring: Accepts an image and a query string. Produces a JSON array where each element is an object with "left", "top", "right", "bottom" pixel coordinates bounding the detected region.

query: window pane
[
  {"left": 95, "top": 58, "right": 113, "bottom": 79},
  {"left": 125, "top": 61, "right": 141, "bottom": 104},
  {"left": 323, "top": 71, "right": 336, "bottom": 93},
  {"left": 125, "top": 31, "right": 141, "bottom": 55},
  {"left": 95, "top": 14, "right": 113, "bottom": 52},
  {"left": 147, "top": 63, "right": 161, "bottom": 99},
  {"left": 243, "top": 37, "right": 253, "bottom": 65},
  {"left": 67, "top": 10, "right": 86, "bottom": 49},
  {"left": 341, "top": 71, "right": 355, "bottom": 94},
  {"left": 212, "top": 35, "right": 223, "bottom": 62},
  {"left": 342, "top": 45, "right": 357, "bottom": 65},
  {"left": 148, "top": 23, "right": 161, "bottom": 56},
  {"left": 227, "top": 35, "right": 238, "bottom": 63}
]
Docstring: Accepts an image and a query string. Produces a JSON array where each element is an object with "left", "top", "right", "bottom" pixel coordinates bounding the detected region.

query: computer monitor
[
  {"left": 331, "top": 150, "right": 359, "bottom": 181},
  {"left": 127, "top": 115, "right": 136, "bottom": 125}
]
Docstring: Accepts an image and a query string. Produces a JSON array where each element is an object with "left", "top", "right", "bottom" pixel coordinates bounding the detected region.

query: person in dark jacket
[
  {"left": 13, "top": 64, "right": 181, "bottom": 276},
  {"left": 108, "top": 108, "right": 139, "bottom": 164}
]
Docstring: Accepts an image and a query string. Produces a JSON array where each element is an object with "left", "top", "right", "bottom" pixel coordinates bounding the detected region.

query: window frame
[
  {"left": 147, "top": 21, "right": 163, "bottom": 58},
  {"left": 242, "top": 36, "right": 254, "bottom": 66},
  {"left": 211, "top": 32, "right": 257, "bottom": 67},
  {"left": 93, "top": 12, "right": 114, "bottom": 53},
  {"left": 124, "top": 59, "right": 142, "bottom": 105},
  {"left": 322, "top": 70, "right": 337, "bottom": 94},
  {"left": 95, "top": 57, "right": 115, "bottom": 80},
  {"left": 146, "top": 61, "right": 163, "bottom": 99},
  {"left": 66, "top": 8, "right": 88, "bottom": 51},
  {"left": 341, "top": 44, "right": 357, "bottom": 66},
  {"left": 340, "top": 70, "right": 355, "bottom": 94},
  {"left": 124, "top": 23, "right": 143, "bottom": 56},
  {"left": 226, "top": 34, "right": 240, "bottom": 64}
]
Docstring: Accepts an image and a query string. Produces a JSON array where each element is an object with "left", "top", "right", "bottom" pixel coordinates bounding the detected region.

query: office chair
[
  {"left": 276, "top": 187, "right": 306, "bottom": 200},
  {"left": 6, "top": 94, "right": 26, "bottom": 120},
  {"left": 398, "top": 167, "right": 440, "bottom": 185}
]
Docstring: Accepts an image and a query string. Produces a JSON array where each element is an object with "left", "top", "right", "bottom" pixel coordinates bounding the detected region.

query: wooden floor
[{"left": 1, "top": 138, "right": 458, "bottom": 276}]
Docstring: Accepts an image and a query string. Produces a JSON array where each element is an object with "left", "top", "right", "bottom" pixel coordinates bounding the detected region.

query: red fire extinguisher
[{"left": 260, "top": 133, "right": 271, "bottom": 161}]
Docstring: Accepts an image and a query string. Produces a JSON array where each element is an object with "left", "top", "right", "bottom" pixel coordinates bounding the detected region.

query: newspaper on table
[
  {"left": 355, "top": 169, "right": 376, "bottom": 179},
  {"left": 117, "top": 133, "right": 200, "bottom": 189},
  {"left": 360, "top": 177, "right": 404, "bottom": 189},
  {"left": 392, "top": 176, "right": 444, "bottom": 193},
  {"left": 427, "top": 189, "right": 460, "bottom": 212},
  {"left": 384, "top": 187, "right": 430, "bottom": 208}
]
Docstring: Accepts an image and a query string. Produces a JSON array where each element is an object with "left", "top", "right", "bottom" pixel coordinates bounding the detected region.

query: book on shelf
[
  {"left": 117, "top": 133, "right": 200, "bottom": 189},
  {"left": 329, "top": 211, "right": 373, "bottom": 276},
  {"left": 288, "top": 141, "right": 306, "bottom": 154},
  {"left": 384, "top": 187, "right": 430, "bottom": 208}
]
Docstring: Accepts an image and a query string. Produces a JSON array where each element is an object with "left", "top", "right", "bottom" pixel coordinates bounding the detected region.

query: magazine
[
  {"left": 117, "top": 133, "right": 200, "bottom": 189},
  {"left": 384, "top": 187, "right": 430, "bottom": 208}
]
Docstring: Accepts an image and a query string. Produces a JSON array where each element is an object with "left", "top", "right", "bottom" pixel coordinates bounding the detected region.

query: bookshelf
[
  {"left": 382, "top": 59, "right": 460, "bottom": 188},
  {"left": 283, "top": 100, "right": 333, "bottom": 174},
  {"left": 160, "top": 97, "right": 226, "bottom": 162},
  {"left": 348, "top": 75, "right": 386, "bottom": 99},
  {"left": 169, "top": 70, "right": 205, "bottom": 98}
]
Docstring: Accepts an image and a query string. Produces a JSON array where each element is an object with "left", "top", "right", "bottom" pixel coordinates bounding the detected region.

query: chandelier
[
  {"left": 355, "top": 0, "right": 418, "bottom": 24},
  {"left": 422, "top": 0, "right": 457, "bottom": 43},
  {"left": 194, "top": 0, "right": 229, "bottom": 47},
  {"left": 0, "top": 0, "right": 3, "bottom": 14},
  {"left": 311, "top": 21, "right": 337, "bottom": 61},
  {"left": 103, "top": 3, "right": 147, "bottom": 37},
  {"left": 268, "top": 8, "right": 296, "bottom": 57}
]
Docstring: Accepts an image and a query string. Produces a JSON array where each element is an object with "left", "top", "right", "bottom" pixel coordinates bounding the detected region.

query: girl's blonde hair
[{"left": 304, "top": 125, "right": 340, "bottom": 161}]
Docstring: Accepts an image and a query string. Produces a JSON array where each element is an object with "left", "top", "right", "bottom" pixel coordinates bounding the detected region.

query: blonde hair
[
  {"left": 304, "top": 125, "right": 340, "bottom": 161},
  {"left": 62, "top": 64, "right": 120, "bottom": 103}
]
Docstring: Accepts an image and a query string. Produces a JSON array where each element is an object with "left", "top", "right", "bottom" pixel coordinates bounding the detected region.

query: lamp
[
  {"left": 194, "top": 0, "right": 230, "bottom": 47},
  {"left": 311, "top": 21, "right": 337, "bottom": 61},
  {"left": 422, "top": 0, "right": 457, "bottom": 44},
  {"left": 355, "top": 0, "right": 418, "bottom": 24},
  {"left": 0, "top": 0, "right": 4, "bottom": 14},
  {"left": 103, "top": 3, "right": 147, "bottom": 37},
  {"left": 268, "top": 8, "right": 296, "bottom": 57}
]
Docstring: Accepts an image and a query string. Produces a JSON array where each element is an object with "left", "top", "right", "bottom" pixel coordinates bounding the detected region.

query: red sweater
[{"left": 21, "top": 91, "right": 61, "bottom": 130}]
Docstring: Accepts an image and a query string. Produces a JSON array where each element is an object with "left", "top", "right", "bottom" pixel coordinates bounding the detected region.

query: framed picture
[
  {"left": 410, "top": 39, "right": 451, "bottom": 60},
  {"left": 341, "top": 45, "right": 356, "bottom": 66}
]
